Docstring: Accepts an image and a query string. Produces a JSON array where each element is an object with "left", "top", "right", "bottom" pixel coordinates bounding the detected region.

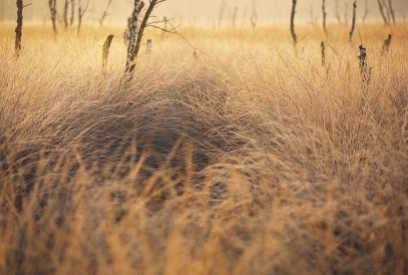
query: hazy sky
[
  {"left": 1, "top": 0, "right": 408, "bottom": 25},
  {"left": 156, "top": 0, "right": 408, "bottom": 23}
]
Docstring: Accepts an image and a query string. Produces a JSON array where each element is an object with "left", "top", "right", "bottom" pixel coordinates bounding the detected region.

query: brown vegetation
[{"left": 0, "top": 23, "right": 408, "bottom": 275}]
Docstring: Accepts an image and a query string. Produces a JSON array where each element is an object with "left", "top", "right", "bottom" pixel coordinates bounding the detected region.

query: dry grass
[{"left": 0, "top": 23, "right": 408, "bottom": 275}]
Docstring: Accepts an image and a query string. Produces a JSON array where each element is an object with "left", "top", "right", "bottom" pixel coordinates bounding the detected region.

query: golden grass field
[{"left": 0, "top": 23, "right": 408, "bottom": 274}]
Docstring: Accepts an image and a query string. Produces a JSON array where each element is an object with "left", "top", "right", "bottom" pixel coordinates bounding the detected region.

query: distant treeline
[{"left": 0, "top": 0, "right": 407, "bottom": 25}]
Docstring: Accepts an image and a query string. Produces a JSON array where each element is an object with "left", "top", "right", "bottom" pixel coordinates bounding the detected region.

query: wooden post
[
  {"left": 102, "top": 34, "right": 114, "bottom": 69},
  {"left": 321, "top": 41, "right": 326, "bottom": 66}
]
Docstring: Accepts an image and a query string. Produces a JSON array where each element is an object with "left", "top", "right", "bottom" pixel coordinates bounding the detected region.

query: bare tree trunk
[
  {"left": 349, "top": 1, "right": 357, "bottom": 42},
  {"left": 77, "top": 0, "right": 89, "bottom": 35},
  {"left": 322, "top": 0, "right": 328, "bottom": 38},
  {"left": 99, "top": 0, "right": 113, "bottom": 27},
  {"left": 15, "top": 0, "right": 24, "bottom": 55},
  {"left": 334, "top": 0, "right": 341, "bottom": 24},
  {"left": 362, "top": 0, "right": 369, "bottom": 23},
  {"left": 309, "top": 5, "right": 316, "bottom": 25},
  {"left": 290, "top": 0, "right": 297, "bottom": 47},
  {"left": 218, "top": 0, "right": 226, "bottom": 29},
  {"left": 232, "top": 6, "right": 238, "bottom": 29},
  {"left": 344, "top": 2, "right": 349, "bottom": 25},
  {"left": 132, "top": 1, "right": 157, "bottom": 67},
  {"left": 77, "top": 0, "right": 82, "bottom": 34},
  {"left": 383, "top": 0, "right": 392, "bottom": 24},
  {"left": 387, "top": 0, "right": 396, "bottom": 24},
  {"left": 377, "top": 0, "right": 389, "bottom": 25},
  {"left": 49, "top": 0, "right": 57, "bottom": 36},
  {"left": 70, "top": 0, "right": 75, "bottom": 26},
  {"left": 125, "top": 0, "right": 167, "bottom": 76},
  {"left": 250, "top": 0, "right": 258, "bottom": 31},
  {"left": 63, "top": 0, "right": 69, "bottom": 29},
  {"left": 125, "top": 0, "right": 145, "bottom": 74}
]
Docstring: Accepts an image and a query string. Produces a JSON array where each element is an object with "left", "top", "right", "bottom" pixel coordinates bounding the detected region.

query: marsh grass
[{"left": 0, "top": 23, "right": 408, "bottom": 275}]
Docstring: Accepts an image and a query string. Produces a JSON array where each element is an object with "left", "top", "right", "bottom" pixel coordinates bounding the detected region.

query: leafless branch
[
  {"left": 77, "top": 0, "right": 90, "bottom": 34},
  {"left": 99, "top": 0, "right": 113, "bottom": 27}
]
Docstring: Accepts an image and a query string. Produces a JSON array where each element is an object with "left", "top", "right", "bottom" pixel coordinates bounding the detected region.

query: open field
[{"left": 1, "top": 23, "right": 408, "bottom": 274}]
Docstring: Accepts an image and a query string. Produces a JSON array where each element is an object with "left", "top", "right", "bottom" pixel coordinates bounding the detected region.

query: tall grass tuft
[{"left": 0, "top": 23, "right": 407, "bottom": 275}]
